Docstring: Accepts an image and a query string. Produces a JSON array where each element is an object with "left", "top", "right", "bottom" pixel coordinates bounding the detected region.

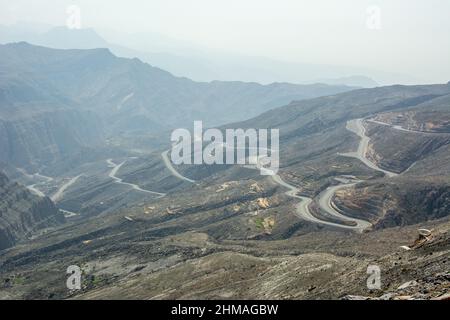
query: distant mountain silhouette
[{"left": 0, "top": 24, "right": 417, "bottom": 85}]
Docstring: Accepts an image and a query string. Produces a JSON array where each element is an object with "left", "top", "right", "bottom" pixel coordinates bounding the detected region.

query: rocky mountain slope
[
  {"left": 64, "top": 82, "right": 450, "bottom": 229},
  {"left": 221, "top": 84, "right": 450, "bottom": 227},
  {"left": 0, "top": 172, "right": 64, "bottom": 250},
  {"left": 0, "top": 173, "right": 447, "bottom": 299},
  {"left": 0, "top": 42, "right": 354, "bottom": 170},
  {"left": 0, "top": 43, "right": 449, "bottom": 299}
]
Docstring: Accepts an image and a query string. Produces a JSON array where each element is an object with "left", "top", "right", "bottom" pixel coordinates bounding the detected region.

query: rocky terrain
[
  {"left": 0, "top": 178, "right": 448, "bottom": 299},
  {"left": 0, "top": 172, "right": 64, "bottom": 251},
  {"left": 0, "top": 42, "right": 354, "bottom": 170},
  {"left": 0, "top": 44, "right": 449, "bottom": 300}
]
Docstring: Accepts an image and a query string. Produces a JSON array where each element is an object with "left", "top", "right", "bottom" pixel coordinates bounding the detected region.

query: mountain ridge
[
  {"left": 0, "top": 171, "right": 64, "bottom": 250},
  {"left": 0, "top": 42, "right": 356, "bottom": 169}
]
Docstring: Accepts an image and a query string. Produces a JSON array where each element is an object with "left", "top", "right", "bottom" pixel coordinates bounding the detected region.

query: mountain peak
[
  {"left": 38, "top": 26, "right": 109, "bottom": 50},
  {"left": 4, "top": 41, "right": 33, "bottom": 47}
]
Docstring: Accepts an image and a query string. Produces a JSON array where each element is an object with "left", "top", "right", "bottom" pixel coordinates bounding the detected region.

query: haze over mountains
[
  {"left": 0, "top": 41, "right": 355, "bottom": 170},
  {"left": 0, "top": 40, "right": 449, "bottom": 300},
  {"left": 0, "top": 24, "right": 392, "bottom": 87}
]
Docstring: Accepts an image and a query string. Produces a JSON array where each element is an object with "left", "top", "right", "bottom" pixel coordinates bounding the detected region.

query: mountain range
[
  {"left": 0, "top": 42, "right": 354, "bottom": 170},
  {"left": 0, "top": 42, "right": 449, "bottom": 300},
  {"left": 0, "top": 24, "right": 392, "bottom": 86}
]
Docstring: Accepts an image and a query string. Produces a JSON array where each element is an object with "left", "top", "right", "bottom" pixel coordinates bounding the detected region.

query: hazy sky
[{"left": 1, "top": 0, "right": 450, "bottom": 83}]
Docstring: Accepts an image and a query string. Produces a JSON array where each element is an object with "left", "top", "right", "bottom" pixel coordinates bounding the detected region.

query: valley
[{"left": 0, "top": 43, "right": 449, "bottom": 300}]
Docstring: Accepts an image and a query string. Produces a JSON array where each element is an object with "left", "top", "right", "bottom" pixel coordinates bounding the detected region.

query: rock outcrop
[{"left": 0, "top": 172, "right": 64, "bottom": 250}]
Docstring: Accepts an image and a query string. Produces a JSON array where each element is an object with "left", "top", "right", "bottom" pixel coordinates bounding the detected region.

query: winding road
[
  {"left": 258, "top": 119, "right": 382, "bottom": 232},
  {"left": 27, "top": 184, "right": 46, "bottom": 197},
  {"left": 341, "top": 119, "right": 398, "bottom": 178},
  {"left": 24, "top": 118, "right": 400, "bottom": 232},
  {"left": 25, "top": 172, "right": 54, "bottom": 197},
  {"left": 154, "top": 116, "right": 431, "bottom": 232},
  {"left": 311, "top": 117, "right": 431, "bottom": 232},
  {"left": 106, "top": 159, "right": 166, "bottom": 198},
  {"left": 24, "top": 171, "right": 84, "bottom": 203},
  {"left": 160, "top": 143, "right": 371, "bottom": 231},
  {"left": 309, "top": 118, "right": 404, "bottom": 232},
  {"left": 272, "top": 117, "right": 395, "bottom": 232},
  {"left": 161, "top": 150, "right": 196, "bottom": 183},
  {"left": 51, "top": 175, "right": 81, "bottom": 202},
  {"left": 367, "top": 119, "right": 449, "bottom": 135},
  {"left": 271, "top": 174, "right": 370, "bottom": 231},
  {"left": 317, "top": 178, "right": 373, "bottom": 231},
  {"left": 60, "top": 209, "right": 79, "bottom": 218}
]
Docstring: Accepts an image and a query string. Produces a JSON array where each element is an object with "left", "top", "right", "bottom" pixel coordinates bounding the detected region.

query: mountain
[
  {"left": 0, "top": 82, "right": 449, "bottom": 299},
  {"left": 0, "top": 105, "right": 104, "bottom": 170},
  {"left": 316, "top": 75, "right": 379, "bottom": 88},
  {"left": 34, "top": 27, "right": 110, "bottom": 50},
  {"left": 0, "top": 25, "right": 416, "bottom": 86},
  {"left": 57, "top": 82, "right": 450, "bottom": 232},
  {"left": 0, "top": 172, "right": 64, "bottom": 250},
  {"left": 114, "top": 82, "right": 450, "bottom": 231},
  {"left": 227, "top": 83, "right": 450, "bottom": 227},
  {"left": 0, "top": 42, "right": 355, "bottom": 169},
  {"left": 0, "top": 25, "right": 109, "bottom": 50},
  {"left": 0, "top": 39, "right": 449, "bottom": 300},
  {"left": 49, "top": 81, "right": 450, "bottom": 231}
]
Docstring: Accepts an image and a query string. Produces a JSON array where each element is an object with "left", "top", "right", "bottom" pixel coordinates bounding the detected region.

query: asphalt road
[
  {"left": 160, "top": 141, "right": 372, "bottom": 231},
  {"left": 341, "top": 118, "right": 398, "bottom": 178},
  {"left": 271, "top": 174, "right": 369, "bottom": 231},
  {"left": 367, "top": 119, "right": 449, "bottom": 135},
  {"left": 161, "top": 150, "right": 196, "bottom": 183},
  {"left": 51, "top": 175, "right": 81, "bottom": 202},
  {"left": 107, "top": 159, "right": 166, "bottom": 197}
]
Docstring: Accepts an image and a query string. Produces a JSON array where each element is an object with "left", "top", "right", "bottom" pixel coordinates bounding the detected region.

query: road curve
[
  {"left": 160, "top": 142, "right": 370, "bottom": 231},
  {"left": 341, "top": 119, "right": 398, "bottom": 178},
  {"left": 317, "top": 181, "right": 372, "bottom": 231},
  {"left": 27, "top": 184, "right": 46, "bottom": 197},
  {"left": 34, "top": 173, "right": 53, "bottom": 183},
  {"left": 25, "top": 172, "right": 54, "bottom": 197},
  {"left": 161, "top": 144, "right": 274, "bottom": 184},
  {"left": 317, "top": 116, "right": 444, "bottom": 232},
  {"left": 60, "top": 209, "right": 79, "bottom": 218},
  {"left": 367, "top": 119, "right": 450, "bottom": 135},
  {"left": 27, "top": 173, "right": 85, "bottom": 204},
  {"left": 270, "top": 174, "right": 368, "bottom": 231},
  {"left": 51, "top": 175, "right": 81, "bottom": 202},
  {"left": 312, "top": 117, "right": 407, "bottom": 234},
  {"left": 161, "top": 150, "right": 196, "bottom": 183},
  {"left": 107, "top": 159, "right": 166, "bottom": 198}
]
